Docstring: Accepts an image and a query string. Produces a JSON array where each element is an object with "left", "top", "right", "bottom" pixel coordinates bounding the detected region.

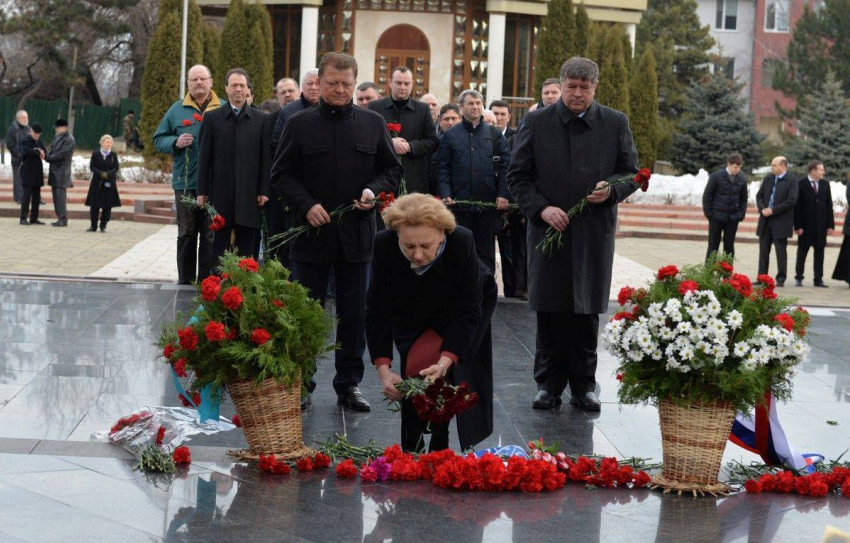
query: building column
[
  {"left": 300, "top": 6, "right": 319, "bottom": 74},
  {"left": 486, "top": 12, "right": 506, "bottom": 105},
  {"left": 625, "top": 23, "right": 636, "bottom": 56}
]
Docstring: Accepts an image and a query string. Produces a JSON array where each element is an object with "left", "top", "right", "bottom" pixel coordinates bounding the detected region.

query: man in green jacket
[{"left": 154, "top": 64, "right": 223, "bottom": 284}]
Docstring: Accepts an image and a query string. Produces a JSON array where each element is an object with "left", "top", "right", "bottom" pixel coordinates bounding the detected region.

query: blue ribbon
[{"left": 171, "top": 308, "right": 221, "bottom": 423}]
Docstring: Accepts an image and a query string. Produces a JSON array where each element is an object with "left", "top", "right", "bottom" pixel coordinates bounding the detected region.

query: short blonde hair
[
  {"left": 99, "top": 134, "right": 114, "bottom": 144},
  {"left": 382, "top": 193, "right": 457, "bottom": 234}
]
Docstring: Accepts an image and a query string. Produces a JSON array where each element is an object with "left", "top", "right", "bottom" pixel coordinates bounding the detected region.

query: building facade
[{"left": 199, "top": 0, "right": 646, "bottom": 112}]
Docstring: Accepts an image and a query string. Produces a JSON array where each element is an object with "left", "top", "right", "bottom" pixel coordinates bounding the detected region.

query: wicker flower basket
[
  {"left": 651, "top": 399, "right": 737, "bottom": 497},
  {"left": 226, "top": 376, "right": 313, "bottom": 462}
]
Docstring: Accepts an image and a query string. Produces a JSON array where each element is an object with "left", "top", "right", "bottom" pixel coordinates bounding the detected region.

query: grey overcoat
[{"left": 46, "top": 131, "right": 76, "bottom": 189}]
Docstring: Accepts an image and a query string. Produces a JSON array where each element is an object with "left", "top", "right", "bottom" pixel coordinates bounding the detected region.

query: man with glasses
[{"left": 154, "top": 64, "right": 223, "bottom": 284}]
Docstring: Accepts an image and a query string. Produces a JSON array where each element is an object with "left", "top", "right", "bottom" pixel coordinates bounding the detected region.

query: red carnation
[
  {"left": 178, "top": 393, "right": 191, "bottom": 407},
  {"left": 155, "top": 426, "right": 166, "bottom": 446},
  {"left": 387, "top": 123, "right": 402, "bottom": 134},
  {"left": 182, "top": 119, "right": 193, "bottom": 127},
  {"left": 678, "top": 280, "right": 699, "bottom": 296},
  {"left": 210, "top": 215, "right": 225, "bottom": 232},
  {"left": 616, "top": 373, "right": 623, "bottom": 381},
  {"left": 250, "top": 328, "right": 271, "bottom": 345},
  {"left": 258, "top": 455, "right": 276, "bottom": 471},
  {"left": 238, "top": 258, "right": 259, "bottom": 272},
  {"left": 193, "top": 113, "right": 203, "bottom": 123},
  {"left": 313, "top": 453, "right": 331, "bottom": 469},
  {"left": 222, "top": 286, "right": 244, "bottom": 311},
  {"left": 231, "top": 414, "right": 241, "bottom": 428},
  {"left": 744, "top": 478, "right": 763, "bottom": 493},
  {"left": 201, "top": 275, "right": 222, "bottom": 301},
  {"left": 178, "top": 327, "right": 199, "bottom": 351},
  {"left": 273, "top": 299, "right": 285, "bottom": 308},
  {"left": 163, "top": 343, "right": 177, "bottom": 360},
  {"left": 271, "top": 461, "right": 291, "bottom": 474},
  {"left": 617, "top": 286, "right": 635, "bottom": 306},
  {"left": 173, "top": 445, "right": 191, "bottom": 464},
  {"left": 192, "top": 391, "right": 201, "bottom": 406},
  {"left": 774, "top": 313, "right": 795, "bottom": 332},
  {"left": 173, "top": 358, "right": 187, "bottom": 378},
  {"left": 612, "top": 311, "right": 637, "bottom": 322},
  {"left": 761, "top": 288, "right": 777, "bottom": 300},
  {"left": 205, "top": 321, "right": 226, "bottom": 342},
  {"left": 728, "top": 273, "right": 753, "bottom": 297},
  {"left": 633, "top": 168, "right": 651, "bottom": 192},
  {"left": 296, "top": 457, "right": 314, "bottom": 471},
  {"left": 335, "top": 458, "right": 358, "bottom": 479},
  {"left": 719, "top": 262, "right": 734, "bottom": 273},
  {"left": 657, "top": 265, "right": 679, "bottom": 280},
  {"left": 225, "top": 327, "right": 237, "bottom": 340},
  {"left": 757, "top": 274, "right": 776, "bottom": 289},
  {"left": 759, "top": 473, "right": 776, "bottom": 492},
  {"left": 633, "top": 470, "right": 651, "bottom": 487},
  {"left": 775, "top": 471, "right": 795, "bottom": 493}
]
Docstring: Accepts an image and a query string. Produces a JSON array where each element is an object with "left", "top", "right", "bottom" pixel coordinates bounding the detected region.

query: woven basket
[
  {"left": 652, "top": 399, "right": 736, "bottom": 496},
  {"left": 226, "top": 376, "right": 313, "bottom": 461}
]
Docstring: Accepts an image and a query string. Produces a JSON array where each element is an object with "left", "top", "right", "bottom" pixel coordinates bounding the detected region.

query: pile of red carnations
[
  {"left": 407, "top": 378, "right": 479, "bottom": 425},
  {"left": 258, "top": 452, "right": 332, "bottom": 475},
  {"left": 744, "top": 468, "right": 850, "bottom": 498}
]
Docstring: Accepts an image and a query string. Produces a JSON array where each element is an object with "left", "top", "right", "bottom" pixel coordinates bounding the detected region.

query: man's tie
[{"left": 812, "top": 181, "right": 818, "bottom": 195}]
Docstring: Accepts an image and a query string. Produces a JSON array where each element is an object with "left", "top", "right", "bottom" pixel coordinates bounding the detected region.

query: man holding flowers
[{"left": 507, "top": 57, "right": 639, "bottom": 412}]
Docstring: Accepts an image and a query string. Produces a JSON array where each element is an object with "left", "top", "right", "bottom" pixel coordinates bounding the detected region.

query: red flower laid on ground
[
  {"left": 173, "top": 358, "right": 187, "bottom": 378},
  {"left": 155, "top": 426, "right": 166, "bottom": 446},
  {"left": 296, "top": 457, "right": 314, "bottom": 471},
  {"left": 221, "top": 286, "right": 244, "bottom": 311},
  {"left": 109, "top": 411, "right": 152, "bottom": 434},
  {"left": 173, "top": 446, "right": 191, "bottom": 464},
  {"left": 335, "top": 459, "right": 358, "bottom": 479},
  {"left": 163, "top": 344, "right": 176, "bottom": 359},
  {"left": 657, "top": 265, "right": 679, "bottom": 280},
  {"left": 178, "top": 326, "right": 199, "bottom": 351},
  {"left": 313, "top": 453, "right": 331, "bottom": 469},
  {"left": 205, "top": 321, "right": 226, "bottom": 342},
  {"left": 238, "top": 258, "right": 259, "bottom": 272},
  {"left": 360, "top": 465, "right": 378, "bottom": 482},
  {"left": 259, "top": 455, "right": 292, "bottom": 474},
  {"left": 231, "top": 414, "right": 241, "bottom": 428},
  {"left": 678, "top": 280, "right": 700, "bottom": 296},
  {"left": 250, "top": 328, "right": 271, "bottom": 345},
  {"left": 209, "top": 215, "right": 225, "bottom": 232}
]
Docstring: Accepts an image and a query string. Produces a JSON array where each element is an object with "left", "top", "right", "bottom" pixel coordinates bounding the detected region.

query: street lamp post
[{"left": 179, "top": 0, "right": 188, "bottom": 98}]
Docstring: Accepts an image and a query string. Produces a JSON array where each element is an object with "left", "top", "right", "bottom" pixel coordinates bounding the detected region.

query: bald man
[
  {"left": 420, "top": 93, "right": 439, "bottom": 123},
  {"left": 756, "top": 156, "right": 799, "bottom": 287}
]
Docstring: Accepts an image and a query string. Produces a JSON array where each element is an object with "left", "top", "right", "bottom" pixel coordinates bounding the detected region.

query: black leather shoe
[
  {"left": 86, "top": 226, "right": 97, "bottom": 232},
  {"left": 795, "top": 279, "right": 803, "bottom": 287},
  {"left": 300, "top": 393, "right": 312, "bottom": 410},
  {"left": 776, "top": 281, "right": 785, "bottom": 288},
  {"left": 532, "top": 390, "right": 562, "bottom": 410},
  {"left": 570, "top": 391, "right": 602, "bottom": 412},
  {"left": 337, "top": 387, "right": 371, "bottom": 412},
  {"left": 30, "top": 219, "right": 45, "bottom": 225},
  {"left": 51, "top": 219, "right": 67, "bottom": 227},
  {"left": 814, "top": 282, "right": 829, "bottom": 288},
  {"left": 19, "top": 219, "right": 29, "bottom": 226},
  {"left": 100, "top": 226, "right": 106, "bottom": 232}
]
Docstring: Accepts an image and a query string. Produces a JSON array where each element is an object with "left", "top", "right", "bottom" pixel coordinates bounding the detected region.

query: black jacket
[
  {"left": 702, "top": 167, "right": 748, "bottom": 222},
  {"left": 5, "top": 121, "right": 30, "bottom": 167},
  {"left": 19, "top": 136, "right": 45, "bottom": 188},
  {"left": 86, "top": 151, "right": 122, "bottom": 209},
  {"left": 197, "top": 103, "right": 271, "bottom": 229},
  {"left": 271, "top": 95, "right": 316, "bottom": 153},
  {"left": 271, "top": 99, "right": 402, "bottom": 264},
  {"left": 794, "top": 177, "right": 835, "bottom": 247},
  {"left": 368, "top": 97, "right": 439, "bottom": 194},
  {"left": 756, "top": 173, "right": 799, "bottom": 239},
  {"left": 365, "top": 226, "right": 495, "bottom": 449},
  {"left": 434, "top": 119, "right": 510, "bottom": 202}
]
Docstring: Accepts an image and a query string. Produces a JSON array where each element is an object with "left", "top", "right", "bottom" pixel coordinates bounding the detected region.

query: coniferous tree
[
  {"left": 534, "top": 0, "right": 576, "bottom": 98},
  {"left": 202, "top": 24, "right": 222, "bottom": 89},
  {"left": 574, "top": 3, "right": 590, "bottom": 56},
  {"left": 620, "top": 30, "right": 633, "bottom": 70},
  {"left": 243, "top": 2, "right": 274, "bottom": 102},
  {"left": 593, "top": 26, "right": 630, "bottom": 115},
  {"left": 217, "top": 0, "right": 250, "bottom": 93},
  {"left": 139, "top": 0, "right": 203, "bottom": 161},
  {"left": 788, "top": 71, "right": 850, "bottom": 178},
  {"left": 670, "top": 72, "right": 764, "bottom": 173},
  {"left": 630, "top": 50, "right": 659, "bottom": 168}
]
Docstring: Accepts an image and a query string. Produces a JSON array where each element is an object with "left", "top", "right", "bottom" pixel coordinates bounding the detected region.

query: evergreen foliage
[
  {"left": 592, "top": 26, "right": 630, "bottom": 115},
  {"left": 217, "top": 0, "right": 251, "bottom": 94},
  {"left": 574, "top": 3, "right": 590, "bottom": 56},
  {"left": 670, "top": 72, "right": 764, "bottom": 173},
  {"left": 788, "top": 72, "right": 850, "bottom": 179},
  {"left": 534, "top": 0, "right": 576, "bottom": 99},
  {"left": 243, "top": 2, "right": 275, "bottom": 102},
  {"left": 630, "top": 50, "right": 659, "bottom": 169},
  {"left": 202, "top": 24, "right": 223, "bottom": 88}
]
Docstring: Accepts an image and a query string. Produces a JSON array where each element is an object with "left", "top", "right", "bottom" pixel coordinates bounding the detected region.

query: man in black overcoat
[
  {"left": 702, "top": 153, "right": 749, "bottom": 259},
  {"left": 368, "top": 66, "right": 439, "bottom": 195},
  {"left": 19, "top": 124, "right": 46, "bottom": 226},
  {"left": 756, "top": 156, "right": 799, "bottom": 287},
  {"left": 271, "top": 52, "right": 402, "bottom": 411},
  {"left": 794, "top": 160, "right": 835, "bottom": 287},
  {"left": 197, "top": 68, "right": 271, "bottom": 266},
  {"left": 507, "top": 57, "right": 639, "bottom": 412}
]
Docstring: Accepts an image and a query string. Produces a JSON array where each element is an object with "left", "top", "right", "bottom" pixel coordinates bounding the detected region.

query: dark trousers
[
  {"left": 175, "top": 191, "right": 213, "bottom": 284},
  {"left": 401, "top": 392, "right": 450, "bottom": 453},
  {"left": 534, "top": 312, "right": 599, "bottom": 397},
  {"left": 497, "top": 214, "right": 527, "bottom": 297},
  {"left": 706, "top": 220, "right": 739, "bottom": 260},
  {"left": 795, "top": 240, "right": 825, "bottom": 283},
  {"left": 90, "top": 206, "right": 111, "bottom": 228},
  {"left": 264, "top": 199, "right": 292, "bottom": 269},
  {"left": 211, "top": 224, "right": 258, "bottom": 272},
  {"left": 758, "top": 230, "right": 789, "bottom": 284},
  {"left": 290, "top": 259, "right": 370, "bottom": 395},
  {"left": 455, "top": 210, "right": 498, "bottom": 274},
  {"left": 20, "top": 186, "right": 40, "bottom": 221}
]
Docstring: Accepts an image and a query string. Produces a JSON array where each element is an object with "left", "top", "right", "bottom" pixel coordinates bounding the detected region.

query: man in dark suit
[
  {"left": 368, "top": 66, "right": 439, "bottom": 195},
  {"left": 507, "top": 57, "right": 638, "bottom": 412},
  {"left": 45, "top": 119, "right": 76, "bottom": 227},
  {"left": 19, "top": 124, "right": 46, "bottom": 226},
  {"left": 271, "top": 52, "right": 402, "bottom": 411},
  {"left": 756, "top": 156, "right": 799, "bottom": 287},
  {"left": 197, "top": 68, "right": 271, "bottom": 265},
  {"left": 794, "top": 160, "right": 835, "bottom": 287}
]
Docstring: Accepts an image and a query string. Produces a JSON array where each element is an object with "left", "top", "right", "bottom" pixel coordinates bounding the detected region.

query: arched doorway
[{"left": 374, "top": 24, "right": 430, "bottom": 99}]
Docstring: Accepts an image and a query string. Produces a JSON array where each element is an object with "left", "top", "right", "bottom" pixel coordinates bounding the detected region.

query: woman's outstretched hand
[
  {"left": 420, "top": 356, "right": 454, "bottom": 382},
  {"left": 377, "top": 365, "right": 403, "bottom": 401}
]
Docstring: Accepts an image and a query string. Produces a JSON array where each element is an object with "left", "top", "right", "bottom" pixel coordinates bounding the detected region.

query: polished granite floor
[{"left": 0, "top": 278, "right": 848, "bottom": 541}]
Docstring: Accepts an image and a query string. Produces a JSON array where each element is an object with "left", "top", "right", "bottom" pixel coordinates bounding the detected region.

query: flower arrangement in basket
[
  {"left": 158, "top": 253, "right": 334, "bottom": 460},
  {"left": 601, "top": 255, "right": 811, "bottom": 496}
]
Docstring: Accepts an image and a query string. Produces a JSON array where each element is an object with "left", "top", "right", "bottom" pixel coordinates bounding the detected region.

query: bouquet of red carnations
[{"left": 391, "top": 377, "right": 479, "bottom": 424}]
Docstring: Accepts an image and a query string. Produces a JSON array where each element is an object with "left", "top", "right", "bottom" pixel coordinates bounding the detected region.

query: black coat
[
  {"left": 368, "top": 97, "right": 439, "bottom": 194},
  {"left": 197, "top": 103, "right": 271, "bottom": 229},
  {"left": 271, "top": 99, "right": 402, "bottom": 264},
  {"left": 86, "top": 151, "right": 122, "bottom": 208},
  {"left": 845, "top": 184, "right": 850, "bottom": 237},
  {"left": 794, "top": 178, "right": 835, "bottom": 247},
  {"left": 434, "top": 119, "right": 510, "bottom": 202},
  {"left": 271, "top": 95, "right": 315, "bottom": 153},
  {"left": 19, "top": 136, "right": 45, "bottom": 188},
  {"left": 507, "top": 100, "right": 638, "bottom": 314},
  {"left": 702, "top": 167, "right": 748, "bottom": 222},
  {"left": 5, "top": 121, "right": 30, "bottom": 167},
  {"left": 756, "top": 173, "right": 799, "bottom": 239},
  {"left": 365, "top": 227, "right": 495, "bottom": 450}
]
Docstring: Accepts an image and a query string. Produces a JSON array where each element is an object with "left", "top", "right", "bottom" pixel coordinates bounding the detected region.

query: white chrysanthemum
[
  {"left": 676, "top": 322, "right": 693, "bottom": 334},
  {"left": 727, "top": 310, "right": 743, "bottom": 329},
  {"left": 707, "top": 301, "right": 722, "bottom": 317},
  {"left": 733, "top": 343, "right": 749, "bottom": 357},
  {"left": 741, "top": 359, "right": 757, "bottom": 371},
  {"left": 660, "top": 327, "right": 676, "bottom": 341},
  {"left": 695, "top": 340, "right": 711, "bottom": 353},
  {"left": 648, "top": 302, "right": 664, "bottom": 319},
  {"left": 680, "top": 346, "right": 695, "bottom": 360},
  {"left": 651, "top": 349, "right": 663, "bottom": 361}
]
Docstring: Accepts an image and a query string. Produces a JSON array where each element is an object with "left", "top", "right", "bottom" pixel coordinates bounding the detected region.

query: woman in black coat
[
  {"left": 832, "top": 183, "right": 850, "bottom": 286},
  {"left": 86, "top": 135, "right": 122, "bottom": 232},
  {"left": 366, "top": 193, "right": 497, "bottom": 452}
]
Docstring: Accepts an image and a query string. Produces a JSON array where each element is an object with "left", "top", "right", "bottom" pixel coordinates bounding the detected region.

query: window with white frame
[
  {"left": 715, "top": 0, "right": 738, "bottom": 30},
  {"left": 765, "top": 0, "right": 790, "bottom": 32}
]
